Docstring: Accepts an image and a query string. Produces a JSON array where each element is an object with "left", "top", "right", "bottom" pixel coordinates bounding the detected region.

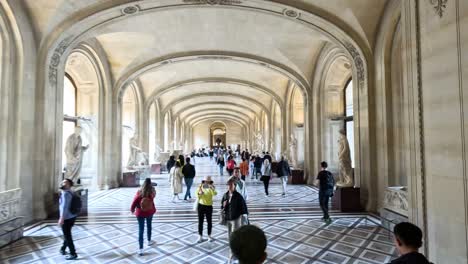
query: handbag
[{"left": 218, "top": 209, "right": 227, "bottom": 226}]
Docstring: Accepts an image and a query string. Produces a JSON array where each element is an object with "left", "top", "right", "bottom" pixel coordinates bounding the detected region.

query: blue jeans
[
  {"left": 184, "top": 178, "right": 194, "bottom": 200},
  {"left": 137, "top": 215, "right": 153, "bottom": 249},
  {"left": 219, "top": 165, "right": 224, "bottom": 176}
]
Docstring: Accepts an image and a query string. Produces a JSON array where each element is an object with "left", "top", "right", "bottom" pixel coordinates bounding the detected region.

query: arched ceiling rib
[
  {"left": 162, "top": 93, "right": 271, "bottom": 117},
  {"left": 183, "top": 110, "right": 251, "bottom": 125},
  {"left": 192, "top": 118, "right": 246, "bottom": 129},
  {"left": 189, "top": 114, "right": 249, "bottom": 127},
  {"left": 145, "top": 77, "right": 284, "bottom": 109},
  {"left": 174, "top": 102, "right": 259, "bottom": 121}
]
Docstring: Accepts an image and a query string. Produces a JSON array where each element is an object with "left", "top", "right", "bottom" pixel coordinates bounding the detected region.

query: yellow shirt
[{"left": 196, "top": 185, "right": 217, "bottom": 206}]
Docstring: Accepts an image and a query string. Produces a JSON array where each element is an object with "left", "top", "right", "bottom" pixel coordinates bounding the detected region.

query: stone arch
[
  {"left": 144, "top": 77, "right": 284, "bottom": 111},
  {"left": 173, "top": 102, "right": 259, "bottom": 121},
  {"left": 36, "top": 0, "right": 372, "bottom": 202},
  {"left": 185, "top": 111, "right": 251, "bottom": 127}
]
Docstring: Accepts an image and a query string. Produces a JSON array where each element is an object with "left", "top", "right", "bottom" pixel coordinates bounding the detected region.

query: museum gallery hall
[{"left": 0, "top": 0, "right": 467, "bottom": 263}]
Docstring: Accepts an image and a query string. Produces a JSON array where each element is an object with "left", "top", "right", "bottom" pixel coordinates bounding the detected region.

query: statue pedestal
[
  {"left": 122, "top": 170, "right": 140, "bottom": 187},
  {"left": 74, "top": 187, "right": 88, "bottom": 216},
  {"left": 380, "top": 186, "right": 409, "bottom": 230},
  {"left": 0, "top": 189, "right": 23, "bottom": 247},
  {"left": 332, "top": 187, "right": 362, "bottom": 212},
  {"left": 291, "top": 169, "right": 305, "bottom": 184},
  {"left": 150, "top": 163, "right": 161, "bottom": 174}
]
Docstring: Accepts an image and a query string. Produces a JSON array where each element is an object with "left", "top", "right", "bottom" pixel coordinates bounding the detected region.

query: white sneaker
[
  {"left": 196, "top": 236, "right": 203, "bottom": 243},
  {"left": 147, "top": 240, "right": 154, "bottom": 247},
  {"left": 138, "top": 249, "right": 144, "bottom": 256},
  {"left": 208, "top": 236, "right": 213, "bottom": 242}
]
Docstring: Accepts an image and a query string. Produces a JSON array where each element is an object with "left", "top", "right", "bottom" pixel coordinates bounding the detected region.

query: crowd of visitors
[{"left": 57, "top": 147, "right": 431, "bottom": 263}]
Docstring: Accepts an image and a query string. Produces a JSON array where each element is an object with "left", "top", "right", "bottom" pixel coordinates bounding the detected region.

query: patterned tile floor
[{"left": 0, "top": 157, "right": 398, "bottom": 263}]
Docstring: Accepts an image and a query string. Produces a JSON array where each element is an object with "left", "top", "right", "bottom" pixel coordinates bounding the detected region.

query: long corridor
[{"left": 1, "top": 158, "right": 396, "bottom": 264}]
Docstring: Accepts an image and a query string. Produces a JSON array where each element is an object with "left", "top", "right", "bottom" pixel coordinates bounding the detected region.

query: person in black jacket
[
  {"left": 178, "top": 154, "right": 185, "bottom": 167},
  {"left": 221, "top": 176, "right": 248, "bottom": 264},
  {"left": 276, "top": 156, "right": 291, "bottom": 197},
  {"left": 166, "top": 156, "right": 175, "bottom": 173},
  {"left": 388, "top": 222, "right": 431, "bottom": 264},
  {"left": 182, "top": 157, "right": 196, "bottom": 201},
  {"left": 315, "top": 161, "right": 335, "bottom": 224},
  {"left": 253, "top": 156, "right": 262, "bottom": 181}
]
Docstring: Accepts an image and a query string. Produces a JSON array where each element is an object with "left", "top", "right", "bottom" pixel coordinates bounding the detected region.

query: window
[
  {"left": 62, "top": 74, "right": 77, "bottom": 170},
  {"left": 344, "top": 79, "right": 355, "bottom": 168}
]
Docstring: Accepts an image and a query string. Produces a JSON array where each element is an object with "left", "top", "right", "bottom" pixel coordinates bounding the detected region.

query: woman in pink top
[{"left": 131, "top": 178, "right": 156, "bottom": 256}]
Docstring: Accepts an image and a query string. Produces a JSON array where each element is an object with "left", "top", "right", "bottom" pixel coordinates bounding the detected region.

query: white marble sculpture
[
  {"left": 64, "top": 126, "right": 89, "bottom": 183},
  {"left": 383, "top": 186, "right": 409, "bottom": 216},
  {"left": 254, "top": 132, "right": 264, "bottom": 152},
  {"left": 337, "top": 129, "right": 353, "bottom": 187},
  {"left": 127, "top": 136, "right": 148, "bottom": 169},
  {"left": 154, "top": 144, "right": 163, "bottom": 163},
  {"left": 289, "top": 134, "right": 298, "bottom": 168}
]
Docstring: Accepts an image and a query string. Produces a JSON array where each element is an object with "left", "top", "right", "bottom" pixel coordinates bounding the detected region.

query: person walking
[
  {"left": 58, "top": 179, "right": 78, "bottom": 260},
  {"left": 130, "top": 178, "right": 157, "bottom": 256},
  {"left": 260, "top": 159, "right": 272, "bottom": 197},
  {"left": 217, "top": 156, "right": 225, "bottom": 176},
  {"left": 166, "top": 155, "right": 176, "bottom": 173},
  {"left": 249, "top": 156, "right": 256, "bottom": 180},
  {"left": 182, "top": 157, "right": 196, "bottom": 201},
  {"left": 178, "top": 154, "right": 185, "bottom": 167},
  {"left": 254, "top": 155, "right": 263, "bottom": 181},
  {"left": 169, "top": 161, "right": 184, "bottom": 202},
  {"left": 221, "top": 176, "right": 249, "bottom": 264},
  {"left": 233, "top": 168, "right": 248, "bottom": 201},
  {"left": 276, "top": 156, "right": 291, "bottom": 197},
  {"left": 226, "top": 156, "right": 236, "bottom": 176},
  {"left": 239, "top": 158, "right": 249, "bottom": 181},
  {"left": 196, "top": 176, "right": 217, "bottom": 243},
  {"left": 315, "top": 161, "right": 335, "bottom": 224}
]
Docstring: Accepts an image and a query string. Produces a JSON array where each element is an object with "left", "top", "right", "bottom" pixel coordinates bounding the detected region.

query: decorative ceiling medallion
[
  {"left": 429, "top": 0, "right": 448, "bottom": 18},
  {"left": 283, "top": 9, "right": 299, "bottom": 18},
  {"left": 183, "top": 0, "right": 242, "bottom": 5},
  {"left": 122, "top": 5, "right": 140, "bottom": 15}
]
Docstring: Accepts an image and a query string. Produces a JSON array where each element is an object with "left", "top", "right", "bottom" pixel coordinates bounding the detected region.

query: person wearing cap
[
  {"left": 196, "top": 176, "right": 217, "bottom": 243},
  {"left": 222, "top": 176, "right": 249, "bottom": 263}
]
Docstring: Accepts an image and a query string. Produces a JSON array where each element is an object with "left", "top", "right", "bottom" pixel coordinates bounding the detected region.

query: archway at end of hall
[{"left": 210, "top": 122, "right": 227, "bottom": 148}]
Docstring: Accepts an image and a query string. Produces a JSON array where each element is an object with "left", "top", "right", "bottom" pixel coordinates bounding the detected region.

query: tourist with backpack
[
  {"left": 226, "top": 156, "right": 236, "bottom": 176},
  {"left": 315, "top": 161, "right": 335, "bottom": 224},
  {"left": 58, "top": 178, "right": 80, "bottom": 260},
  {"left": 130, "top": 178, "right": 157, "bottom": 256}
]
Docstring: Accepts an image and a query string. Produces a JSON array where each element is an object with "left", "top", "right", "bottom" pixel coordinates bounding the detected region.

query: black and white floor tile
[{"left": 0, "top": 158, "right": 398, "bottom": 263}]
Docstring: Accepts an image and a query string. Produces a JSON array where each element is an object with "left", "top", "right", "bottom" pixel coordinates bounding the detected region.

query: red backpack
[
  {"left": 227, "top": 160, "right": 235, "bottom": 170},
  {"left": 140, "top": 196, "right": 153, "bottom": 212}
]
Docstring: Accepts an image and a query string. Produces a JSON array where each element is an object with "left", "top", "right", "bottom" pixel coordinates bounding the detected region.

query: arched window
[
  {"left": 62, "top": 74, "right": 77, "bottom": 170},
  {"left": 344, "top": 79, "right": 355, "bottom": 168}
]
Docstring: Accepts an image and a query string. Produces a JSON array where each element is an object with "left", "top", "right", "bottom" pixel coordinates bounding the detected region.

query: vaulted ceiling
[{"left": 22, "top": 0, "right": 387, "bottom": 129}]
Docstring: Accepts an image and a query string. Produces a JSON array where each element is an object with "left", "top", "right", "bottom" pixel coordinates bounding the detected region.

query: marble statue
[
  {"left": 289, "top": 134, "right": 298, "bottom": 168},
  {"left": 154, "top": 144, "right": 163, "bottom": 163},
  {"left": 254, "top": 132, "right": 264, "bottom": 152},
  {"left": 127, "top": 136, "right": 148, "bottom": 169},
  {"left": 64, "top": 126, "right": 89, "bottom": 183},
  {"left": 337, "top": 129, "right": 353, "bottom": 187}
]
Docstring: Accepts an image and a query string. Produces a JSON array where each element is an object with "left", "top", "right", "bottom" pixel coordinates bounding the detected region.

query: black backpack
[
  {"left": 325, "top": 171, "right": 335, "bottom": 191},
  {"left": 69, "top": 192, "right": 82, "bottom": 215}
]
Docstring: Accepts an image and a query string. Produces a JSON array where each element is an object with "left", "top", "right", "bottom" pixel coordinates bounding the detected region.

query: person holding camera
[{"left": 196, "top": 176, "right": 217, "bottom": 243}]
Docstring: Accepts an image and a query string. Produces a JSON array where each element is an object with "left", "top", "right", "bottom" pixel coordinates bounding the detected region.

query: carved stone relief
[
  {"left": 429, "top": 0, "right": 448, "bottom": 18},
  {"left": 383, "top": 186, "right": 409, "bottom": 216},
  {"left": 0, "top": 189, "right": 22, "bottom": 223},
  {"left": 343, "top": 42, "right": 365, "bottom": 89}
]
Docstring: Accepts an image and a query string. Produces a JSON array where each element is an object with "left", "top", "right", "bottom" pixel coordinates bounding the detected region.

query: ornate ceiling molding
[
  {"left": 183, "top": 0, "right": 242, "bottom": 5},
  {"left": 343, "top": 42, "right": 365, "bottom": 88},
  {"left": 160, "top": 92, "right": 271, "bottom": 116},
  {"left": 175, "top": 103, "right": 259, "bottom": 120},
  {"left": 144, "top": 77, "right": 284, "bottom": 111},
  {"left": 429, "top": 0, "right": 448, "bottom": 18}
]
